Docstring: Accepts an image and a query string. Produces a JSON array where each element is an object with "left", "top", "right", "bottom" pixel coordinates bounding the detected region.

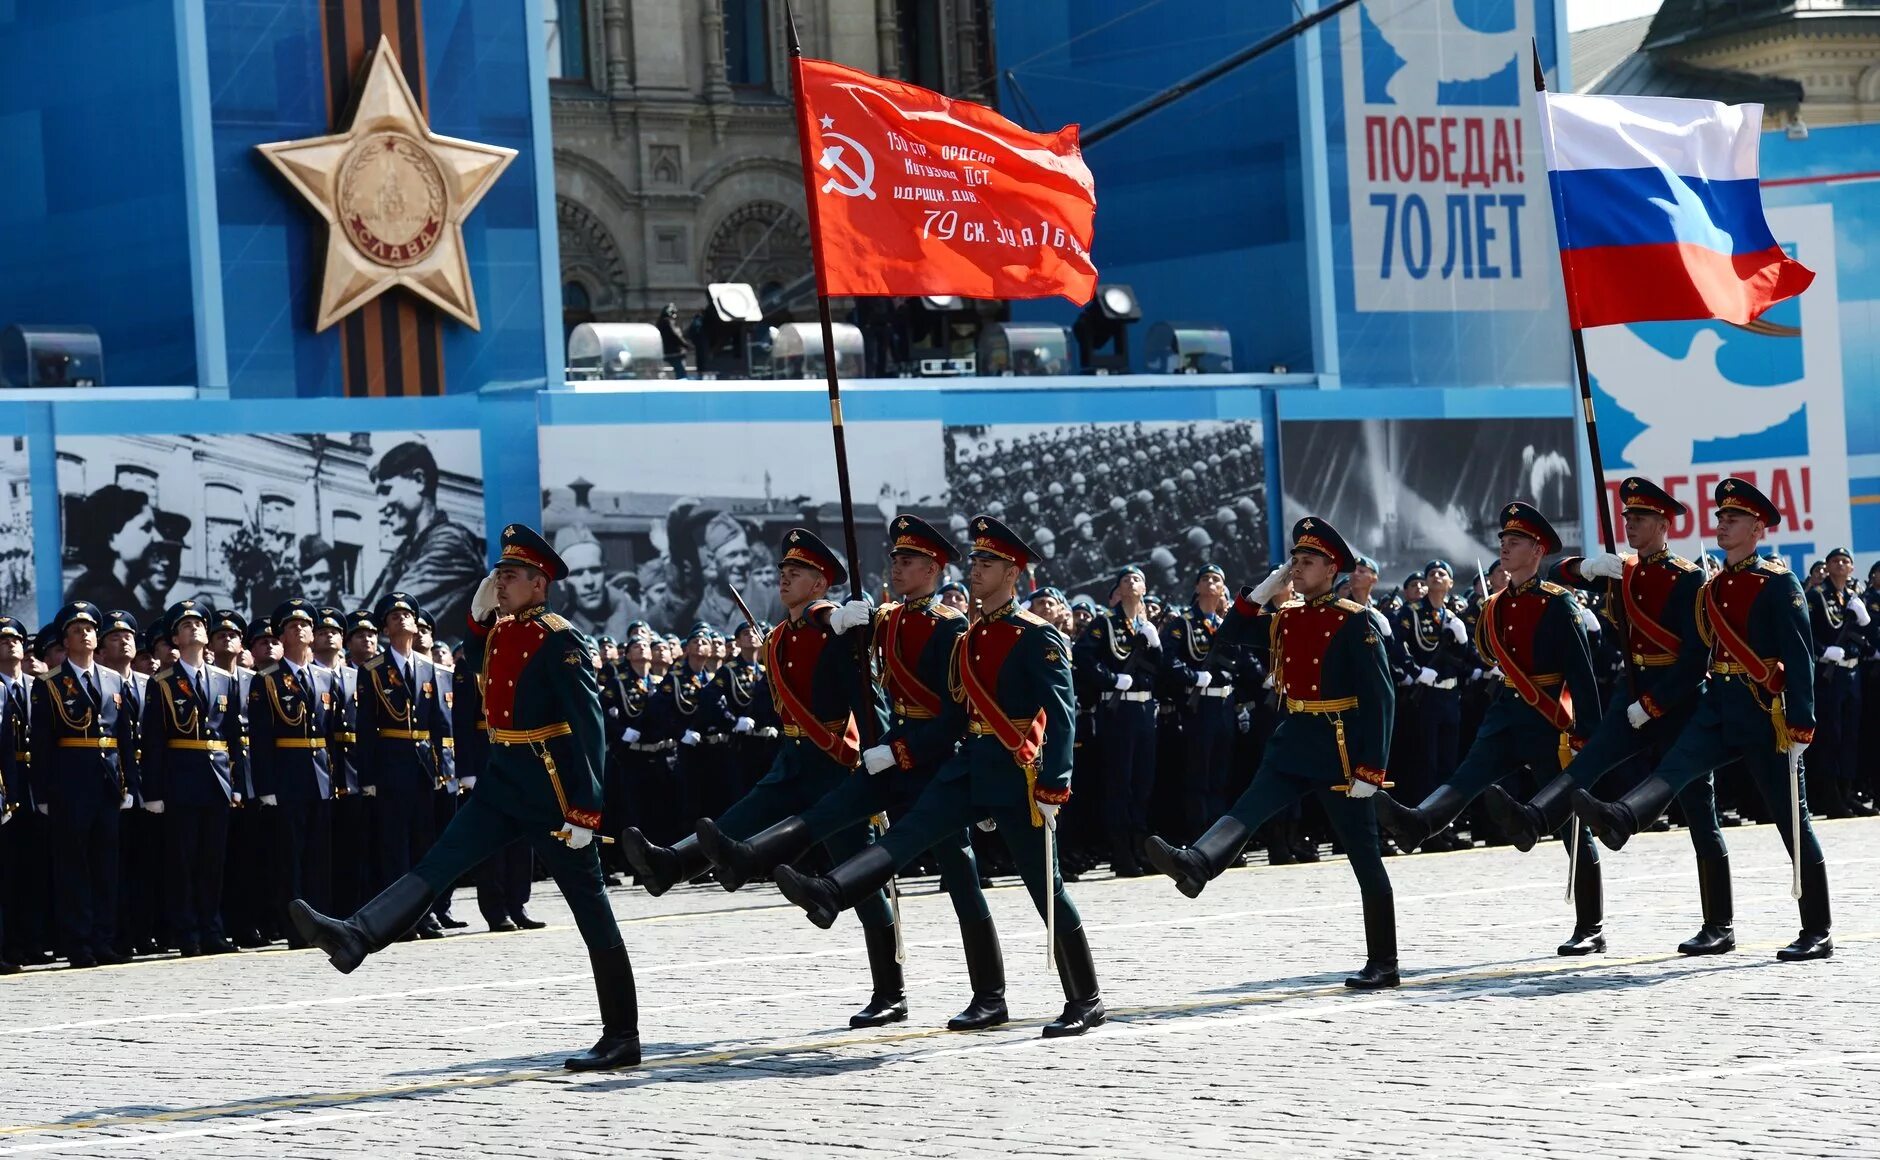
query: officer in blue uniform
[
  {"left": 620, "top": 528, "right": 905, "bottom": 1029},
  {"left": 0, "top": 616, "right": 35, "bottom": 972},
  {"left": 249, "top": 599, "right": 340, "bottom": 947},
  {"left": 698, "top": 514, "right": 1006, "bottom": 1031},
  {"left": 357, "top": 591, "right": 452, "bottom": 935},
  {"left": 1160, "top": 563, "right": 1248, "bottom": 842},
  {"left": 774, "top": 516, "right": 1104, "bottom": 1039},
  {"left": 1574, "top": 477, "right": 1832, "bottom": 962},
  {"left": 293, "top": 524, "right": 642, "bottom": 1071},
  {"left": 1074, "top": 564, "right": 1163, "bottom": 875},
  {"left": 1393, "top": 560, "right": 1480, "bottom": 851},
  {"left": 1804, "top": 546, "right": 1866, "bottom": 817},
  {"left": 1374, "top": 503, "right": 1608, "bottom": 955},
  {"left": 1145, "top": 518, "right": 1399, "bottom": 988},
  {"left": 326, "top": 609, "right": 374, "bottom": 915},
  {"left": 140, "top": 599, "right": 246, "bottom": 956},
  {"left": 30, "top": 602, "right": 139, "bottom": 967}
]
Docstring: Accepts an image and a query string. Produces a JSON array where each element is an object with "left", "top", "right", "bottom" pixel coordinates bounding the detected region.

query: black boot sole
[
  {"left": 1373, "top": 797, "right": 1432, "bottom": 851},
  {"left": 288, "top": 901, "right": 366, "bottom": 974},
  {"left": 619, "top": 831, "right": 677, "bottom": 898},
  {"left": 1678, "top": 931, "right": 1736, "bottom": 956},
  {"left": 1042, "top": 1000, "right": 1106, "bottom": 1038},
  {"left": 1480, "top": 788, "right": 1541, "bottom": 854},
  {"left": 1141, "top": 837, "right": 1206, "bottom": 899},
  {"left": 1344, "top": 971, "right": 1401, "bottom": 990},
  {"left": 946, "top": 1001, "right": 1010, "bottom": 1031},
  {"left": 1776, "top": 936, "right": 1834, "bottom": 962},
  {"left": 1571, "top": 790, "right": 1632, "bottom": 851},
  {"left": 849, "top": 999, "right": 910, "bottom": 1029},
  {"left": 1556, "top": 933, "right": 1607, "bottom": 957},
  {"left": 695, "top": 821, "right": 755, "bottom": 893},
  {"left": 565, "top": 1034, "right": 642, "bottom": 1071},
  {"left": 772, "top": 866, "right": 839, "bottom": 929}
]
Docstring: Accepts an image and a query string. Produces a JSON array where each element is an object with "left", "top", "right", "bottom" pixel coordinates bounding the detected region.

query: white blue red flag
[{"left": 1537, "top": 93, "right": 1813, "bottom": 329}]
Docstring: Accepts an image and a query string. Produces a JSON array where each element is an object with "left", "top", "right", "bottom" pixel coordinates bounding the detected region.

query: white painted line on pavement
[{"left": 0, "top": 1112, "right": 383, "bottom": 1155}]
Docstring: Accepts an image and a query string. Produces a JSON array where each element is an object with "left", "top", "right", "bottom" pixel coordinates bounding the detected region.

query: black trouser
[
  {"left": 1181, "top": 698, "right": 1237, "bottom": 842},
  {"left": 1811, "top": 666, "right": 1861, "bottom": 804},
  {"left": 53, "top": 794, "right": 120, "bottom": 957},
  {"left": 2, "top": 808, "right": 52, "bottom": 960},
  {"left": 476, "top": 839, "right": 535, "bottom": 925},
  {"left": 329, "top": 793, "right": 371, "bottom": 914},
  {"left": 1411, "top": 687, "right": 1461, "bottom": 805},
  {"left": 222, "top": 805, "right": 273, "bottom": 937},
  {"left": 166, "top": 803, "right": 230, "bottom": 948},
  {"left": 1096, "top": 698, "right": 1157, "bottom": 865},
  {"left": 430, "top": 787, "right": 459, "bottom": 918},
  {"left": 374, "top": 790, "right": 436, "bottom": 890},
  {"left": 117, "top": 807, "right": 163, "bottom": 950},
  {"left": 273, "top": 798, "right": 332, "bottom": 938}
]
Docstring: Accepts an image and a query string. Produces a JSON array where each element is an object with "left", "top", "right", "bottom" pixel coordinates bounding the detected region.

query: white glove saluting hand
[
  {"left": 861, "top": 745, "right": 895, "bottom": 775},
  {"left": 471, "top": 571, "right": 500, "bottom": 623},
  {"left": 1250, "top": 564, "right": 1290, "bottom": 606},
  {"left": 829, "top": 599, "right": 872, "bottom": 636},
  {"left": 1579, "top": 552, "right": 1626, "bottom": 581},
  {"left": 1626, "top": 701, "right": 1651, "bottom": 729}
]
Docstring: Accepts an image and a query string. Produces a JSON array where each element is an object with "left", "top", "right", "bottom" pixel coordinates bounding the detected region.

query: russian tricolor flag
[{"left": 1538, "top": 93, "right": 1814, "bottom": 330}]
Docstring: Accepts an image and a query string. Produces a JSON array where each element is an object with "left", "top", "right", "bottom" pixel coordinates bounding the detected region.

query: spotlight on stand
[
  {"left": 772, "top": 321, "right": 866, "bottom": 380},
  {"left": 977, "top": 322, "right": 1072, "bottom": 376},
  {"left": 1, "top": 324, "right": 104, "bottom": 389},
  {"left": 695, "top": 282, "right": 763, "bottom": 378},
  {"left": 1073, "top": 283, "right": 1140, "bottom": 374},
  {"left": 565, "top": 323, "right": 670, "bottom": 381},
  {"left": 1146, "top": 323, "right": 1234, "bottom": 374},
  {"left": 908, "top": 295, "right": 978, "bottom": 376}
]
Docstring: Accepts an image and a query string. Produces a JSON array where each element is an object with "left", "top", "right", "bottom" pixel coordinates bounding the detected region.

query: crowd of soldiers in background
[{"left": 4, "top": 536, "right": 1876, "bottom": 972}]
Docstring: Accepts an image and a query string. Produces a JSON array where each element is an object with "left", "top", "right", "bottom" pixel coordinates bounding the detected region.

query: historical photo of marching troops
[{"left": 0, "top": 435, "right": 33, "bottom": 623}]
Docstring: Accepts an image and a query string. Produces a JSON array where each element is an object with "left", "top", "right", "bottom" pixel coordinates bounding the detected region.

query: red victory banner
[{"left": 791, "top": 57, "right": 1098, "bottom": 305}]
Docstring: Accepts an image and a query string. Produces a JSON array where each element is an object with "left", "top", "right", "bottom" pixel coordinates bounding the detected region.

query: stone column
[
  {"left": 876, "top": 0, "right": 900, "bottom": 78},
  {"left": 701, "top": 0, "right": 732, "bottom": 104},
  {"left": 603, "top": 0, "right": 634, "bottom": 98}
]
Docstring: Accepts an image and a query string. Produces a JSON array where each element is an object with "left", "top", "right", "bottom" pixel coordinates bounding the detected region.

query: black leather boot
[
  {"left": 946, "top": 914, "right": 1008, "bottom": 1031},
  {"left": 697, "top": 816, "right": 812, "bottom": 893},
  {"left": 850, "top": 923, "right": 909, "bottom": 1028},
  {"left": 1042, "top": 923, "right": 1105, "bottom": 1038},
  {"left": 1142, "top": 817, "right": 1250, "bottom": 899},
  {"left": 1345, "top": 891, "right": 1400, "bottom": 989},
  {"left": 289, "top": 874, "right": 435, "bottom": 975},
  {"left": 1373, "top": 784, "right": 1466, "bottom": 852},
  {"left": 1679, "top": 855, "right": 1736, "bottom": 955},
  {"left": 1777, "top": 859, "right": 1834, "bottom": 961},
  {"left": 1573, "top": 776, "right": 1675, "bottom": 852},
  {"left": 1483, "top": 773, "right": 1574, "bottom": 854},
  {"left": 774, "top": 845, "right": 897, "bottom": 930},
  {"left": 565, "top": 942, "right": 641, "bottom": 1071},
  {"left": 619, "top": 829, "right": 709, "bottom": 897},
  {"left": 1557, "top": 846, "right": 1606, "bottom": 956}
]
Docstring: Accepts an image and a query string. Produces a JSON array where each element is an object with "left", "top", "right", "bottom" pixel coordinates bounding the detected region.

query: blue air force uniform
[
  {"left": 357, "top": 592, "right": 452, "bottom": 891},
  {"left": 248, "top": 600, "right": 340, "bottom": 945}
]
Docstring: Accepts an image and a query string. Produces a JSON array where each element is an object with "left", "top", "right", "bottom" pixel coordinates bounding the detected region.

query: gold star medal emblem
[{"left": 256, "top": 37, "right": 517, "bottom": 331}]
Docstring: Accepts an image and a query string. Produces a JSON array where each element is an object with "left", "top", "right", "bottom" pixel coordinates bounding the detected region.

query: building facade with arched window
[{"left": 548, "top": 0, "right": 992, "bottom": 333}]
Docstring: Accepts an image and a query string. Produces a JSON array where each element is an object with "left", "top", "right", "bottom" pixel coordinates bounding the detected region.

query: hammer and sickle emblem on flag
[{"left": 818, "top": 125, "right": 877, "bottom": 201}]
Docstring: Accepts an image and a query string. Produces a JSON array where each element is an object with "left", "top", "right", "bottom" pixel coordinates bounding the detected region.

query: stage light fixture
[{"left": 1073, "top": 283, "right": 1140, "bottom": 374}]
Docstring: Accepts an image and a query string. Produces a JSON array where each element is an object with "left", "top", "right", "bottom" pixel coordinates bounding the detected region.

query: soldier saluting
[
  {"left": 293, "top": 524, "right": 643, "bottom": 1071},
  {"left": 1144, "top": 518, "right": 1400, "bottom": 989}
]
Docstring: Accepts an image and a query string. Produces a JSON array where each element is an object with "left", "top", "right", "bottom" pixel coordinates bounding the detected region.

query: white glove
[
  {"left": 1445, "top": 615, "right": 1467, "bottom": 644},
  {"left": 1262, "top": 673, "right": 1275, "bottom": 690},
  {"left": 35, "top": 803, "right": 48, "bottom": 816},
  {"left": 621, "top": 726, "right": 641, "bottom": 744},
  {"left": 0, "top": 809, "right": 10, "bottom": 825},
  {"left": 1626, "top": 701, "right": 1650, "bottom": 729},
  {"left": 563, "top": 825, "right": 595, "bottom": 850},
  {"left": 733, "top": 717, "right": 755, "bottom": 734},
  {"left": 143, "top": 799, "right": 165, "bottom": 815},
  {"left": 1035, "top": 801, "right": 1060, "bottom": 827},
  {"left": 829, "top": 599, "right": 873, "bottom": 636},
  {"left": 1789, "top": 740, "right": 1810, "bottom": 760},
  {"left": 1193, "top": 671, "right": 1213, "bottom": 689},
  {"left": 1470, "top": 668, "right": 1483, "bottom": 681},
  {"left": 1579, "top": 552, "right": 1625, "bottom": 581},
  {"left": 1416, "top": 667, "right": 1437, "bottom": 686},
  {"left": 1347, "top": 779, "right": 1378, "bottom": 800},
  {"left": 1578, "top": 607, "right": 1601, "bottom": 633},
  {"left": 1853, "top": 598, "right": 1872, "bottom": 627},
  {"left": 471, "top": 571, "right": 500, "bottom": 622},
  {"left": 120, "top": 793, "right": 133, "bottom": 810},
  {"left": 1823, "top": 646, "right": 1846, "bottom": 663},
  {"left": 861, "top": 745, "right": 895, "bottom": 774},
  {"left": 681, "top": 729, "right": 702, "bottom": 747},
  {"left": 976, "top": 817, "right": 998, "bottom": 832},
  {"left": 231, "top": 793, "right": 243, "bottom": 806},
  {"left": 1250, "top": 564, "right": 1290, "bottom": 605},
  {"left": 459, "top": 776, "right": 477, "bottom": 790},
  {"left": 1114, "top": 673, "right": 1134, "bottom": 692},
  {"left": 1484, "top": 666, "right": 1503, "bottom": 681},
  {"left": 363, "top": 785, "right": 378, "bottom": 797},
  {"left": 260, "top": 794, "right": 278, "bottom": 807},
  {"left": 1137, "top": 621, "right": 1160, "bottom": 650}
]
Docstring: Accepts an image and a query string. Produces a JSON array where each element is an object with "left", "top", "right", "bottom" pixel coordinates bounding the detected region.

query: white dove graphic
[
  {"left": 1587, "top": 326, "right": 1807, "bottom": 467},
  {"left": 1367, "top": 0, "right": 1526, "bottom": 107}
]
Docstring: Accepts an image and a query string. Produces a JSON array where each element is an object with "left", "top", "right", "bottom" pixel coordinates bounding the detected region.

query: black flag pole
[{"left": 1534, "top": 42, "right": 1617, "bottom": 556}]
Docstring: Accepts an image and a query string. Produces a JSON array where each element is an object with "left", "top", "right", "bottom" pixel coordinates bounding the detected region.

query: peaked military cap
[
  {"left": 497, "top": 522, "right": 568, "bottom": 580},
  {"left": 1825, "top": 546, "right": 1853, "bottom": 564},
  {"left": 270, "top": 598, "right": 317, "bottom": 638},
  {"left": 888, "top": 513, "right": 960, "bottom": 564},
  {"left": 32, "top": 623, "right": 59, "bottom": 659},
  {"left": 210, "top": 608, "right": 247, "bottom": 638},
  {"left": 1620, "top": 476, "right": 1687, "bottom": 519},
  {"left": 967, "top": 514, "right": 1037, "bottom": 570},
  {"left": 415, "top": 608, "right": 436, "bottom": 633},
  {"left": 778, "top": 527, "right": 847, "bottom": 587},
  {"left": 316, "top": 606, "right": 346, "bottom": 632},
  {"left": 244, "top": 616, "right": 277, "bottom": 647},
  {"left": 0, "top": 616, "right": 24, "bottom": 640},
  {"left": 1715, "top": 476, "right": 1781, "bottom": 528},
  {"left": 54, "top": 601, "right": 102, "bottom": 637},
  {"left": 1290, "top": 517, "right": 1356, "bottom": 573},
  {"left": 162, "top": 598, "right": 211, "bottom": 639},
  {"left": 373, "top": 591, "right": 422, "bottom": 624},
  {"left": 344, "top": 609, "right": 379, "bottom": 639},
  {"left": 101, "top": 609, "right": 139, "bottom": 637},
  {"left": 1496, "top": 501, "right": 1563, "bottom": 555}
]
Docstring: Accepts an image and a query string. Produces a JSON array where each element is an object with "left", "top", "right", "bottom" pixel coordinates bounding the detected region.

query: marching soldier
[
  {"left": 620, "top": 528, "right": 907, "bottom": 1028},
  {"left": 30, "top": 602, "right": 139, "bottom": 967},
  {"left": 455, "top": 645, "right": 540, "bottom": 932},
  {"left": 1144, "top": 518, "right": 1399, "bottom": 988},
  {"left": 774, "top": 516, "right": 1105, "bottom": 1038},
  {"left": 292, "top": 524, "right": 643, "bottom": 1070},
  {"left": 139, "top": 599, "right": 246, "bottom": 956},
  {"left": 697, "top": 514, "right": 1007, "bottom": 1031},
  {"left": 357, "top": 590, "right": 452, "bottom": 935},
  {"left": 1075, "top": 565, "right": 1163, "bottom": 875},
  {"left": 1483, "top": 479, "right": 1731, "bottom": 955},
  {"left": 1374, "top": 503, "right": 1608, "bottom": 955},
  {"left": 249, "top": 600, "right": 339, "bottom": 948},
  {"left": 1804, "top": 547, "right": 1866, "bottom": 817},
  {"left": 1574, "top": 478, "right": 1832, "bottom": 962}
]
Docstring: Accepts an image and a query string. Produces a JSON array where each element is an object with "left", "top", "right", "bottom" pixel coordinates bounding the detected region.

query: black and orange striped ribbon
[{"left": 320, "top": 0, "right": 445, "bottom": 397}]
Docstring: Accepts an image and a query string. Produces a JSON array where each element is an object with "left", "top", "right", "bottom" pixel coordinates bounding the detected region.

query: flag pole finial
[
  {"left": 784, "top": 0, "right": 803, "bottom": 59},
  {"left": 1531, "top": 38, "right": 1547, "bottom": 93}
]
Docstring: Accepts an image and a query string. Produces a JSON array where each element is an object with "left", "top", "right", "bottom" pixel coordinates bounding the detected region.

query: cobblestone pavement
[{"left": 4, "top": 818, "right": 1879, "bottom": 1158}]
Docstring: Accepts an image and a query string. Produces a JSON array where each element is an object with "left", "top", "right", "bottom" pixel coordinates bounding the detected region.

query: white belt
[
  {"left": 1199, "top": 685, "right": 1236, "bottom": 698},
  {"left": 1105, "top": 690, "right": 1154, "bottom": 703}
]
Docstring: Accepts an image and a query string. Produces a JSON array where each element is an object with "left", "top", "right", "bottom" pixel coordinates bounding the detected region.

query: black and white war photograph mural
[
  {"left": 538, "top": 420, "right": 948, "bottom": 638},
  {"left": 55, "top": 431, "right": 486, "bottom": 634},
  {"left": 945, "top": 420, "right": 1268, "bottom": 600},
  {"left": 0, "top": 435, "right": 33, "bottom": 623},
  {"left": 1278, "top": 416, "right": 1581, "bottom": 582}
]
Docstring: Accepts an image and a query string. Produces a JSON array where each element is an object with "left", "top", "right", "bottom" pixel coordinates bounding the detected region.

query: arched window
[{"left": 725, "top": 0, "right": 770, "bottom": 90}]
